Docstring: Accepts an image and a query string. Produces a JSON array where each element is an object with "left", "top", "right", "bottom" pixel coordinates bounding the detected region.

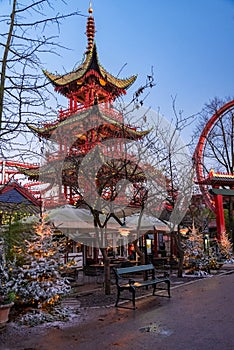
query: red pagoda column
[{"left": 214, "top": 193, "right": 225, "bottom": 241}]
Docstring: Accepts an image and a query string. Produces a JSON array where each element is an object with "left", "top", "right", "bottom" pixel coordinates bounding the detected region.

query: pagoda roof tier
[
  {"left": 43, "top": 44, "right": 137, "bottom": 98},
  {"left": 18, "top": 152, "right": 167, "bottom": 194},
  {"left": 16, "top": 157, "right": 79, "bottom": 183},
  {"left": 17, "top": 156, "right": 147, "bottom": 186},
  {"left": 209, "top": 188, "right": 234, "bottom": 196},
  {"left": 197, "top": 169, "right": 234, "bottom": 186},
  {"left": 27, "top": 106, "right": 150, "bottom": 142}
]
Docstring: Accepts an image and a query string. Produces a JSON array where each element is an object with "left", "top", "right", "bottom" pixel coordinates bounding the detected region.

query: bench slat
[
  {"left": 119, "top": 278, "right": 168, "bottom": 289},
  {"left": 116, "top": 263, "right": 154, "bottom": 275}
]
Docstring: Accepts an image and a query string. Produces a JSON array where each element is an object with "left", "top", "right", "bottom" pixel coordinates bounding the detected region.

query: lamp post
[
  {"left": 119, "top": 225, "right": 130, "bottom": 258},
  {"left": 203, "top": 233, "right": 210, "bottom": 254}
]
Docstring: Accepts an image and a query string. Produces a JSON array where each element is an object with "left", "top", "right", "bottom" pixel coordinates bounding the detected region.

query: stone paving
[
  {"left": 1, "top": 266, "right": 234, "bottom": 350},
  {"left": 62, "top": 266, "right": 232, "bottom": 308}
]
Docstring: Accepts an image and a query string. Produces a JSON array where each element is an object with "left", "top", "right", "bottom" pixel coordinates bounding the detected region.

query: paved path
[{"left": 1, "top": 270, "right": 234, "bottom": 350}]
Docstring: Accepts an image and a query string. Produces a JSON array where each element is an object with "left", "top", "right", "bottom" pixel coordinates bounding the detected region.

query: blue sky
[
  {"left": 53, "top": 0, "right": 234, "bottom": 135},
  {"left": 2, "top": 0, "right": 234, "bottom": 139}
]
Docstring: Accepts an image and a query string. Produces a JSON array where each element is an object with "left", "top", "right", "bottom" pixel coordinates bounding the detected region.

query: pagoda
[{"left": 19, "top": 3, "right": 150, "bottom": 209}]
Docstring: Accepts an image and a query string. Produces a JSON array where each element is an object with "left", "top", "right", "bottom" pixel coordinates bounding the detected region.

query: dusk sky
[
  {"left": 50, "top": 0, "right": 234, "bottom": 139},
  {"left": 2, "top": 0, "right": 234, "bottom": 140}
]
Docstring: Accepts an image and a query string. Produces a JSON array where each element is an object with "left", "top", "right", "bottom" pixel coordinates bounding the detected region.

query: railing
[{"left": 58, "top": 104, "right": 124, "bottom": 123}]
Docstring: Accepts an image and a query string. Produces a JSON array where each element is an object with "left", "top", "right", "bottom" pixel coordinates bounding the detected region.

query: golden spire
[
  {"left": 86, "top": 1, "right": 95, "bottom": 53},
  {"left": 88, "top": 1, "right": 93, "bottom": 14}
]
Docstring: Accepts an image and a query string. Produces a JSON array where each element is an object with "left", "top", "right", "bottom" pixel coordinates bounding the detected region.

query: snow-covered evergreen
[
  {"left": 183, "top": 228, "right": 219, "bottom": 273},
  {"left": 11, "top": 219, "right": 70, "bottom": 308},
  {"left": 218, "top": 231, "right": 233, "bottom": 260}
]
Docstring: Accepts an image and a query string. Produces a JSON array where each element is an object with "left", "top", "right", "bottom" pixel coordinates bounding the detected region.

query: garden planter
[{"left": 0, "top": 302, "right": 14, "bottom": 328}]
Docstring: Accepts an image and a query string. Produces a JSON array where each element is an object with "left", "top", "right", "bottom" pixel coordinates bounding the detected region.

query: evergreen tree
[
  {"left": 183, "top": 229, "right": 207, "bottom": 272},
  {"left": 218, "top": 232, "right": 233, "bottom": 260},
  {"left": 12, "top": 219, "right": 70, "bottom": 308}
]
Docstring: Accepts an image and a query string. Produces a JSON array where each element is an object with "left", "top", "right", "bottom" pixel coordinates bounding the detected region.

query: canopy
[
  {"left": 44, "top": 206, "right": 95, "bottom": 231},
  {"left": 22, "top": 206, "right": 172, "bottom": 244},
  {"left": 125, "top": 213, "right": 170, "bottom": 233}
]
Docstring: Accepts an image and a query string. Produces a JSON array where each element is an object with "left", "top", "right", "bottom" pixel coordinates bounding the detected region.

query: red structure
[
  {"left": 18, "top": 4, "right": 150, "bottom": 209},
  {"left": 2, "top": 5, "right": 177, "bottom": 261},
  {"left": 0, "top": 160, "right": 39, "bottom": 185},
  {"left": 193, "top": 100, "right": 234, "bottom": 240}
]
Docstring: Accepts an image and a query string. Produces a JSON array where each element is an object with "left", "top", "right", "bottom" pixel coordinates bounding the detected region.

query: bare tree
[
  {"left": 142, "top": 97, "right": 195, "bottom": 277},
  {"left": 0, "top": 0, "right": 81, "bottom": 159}
]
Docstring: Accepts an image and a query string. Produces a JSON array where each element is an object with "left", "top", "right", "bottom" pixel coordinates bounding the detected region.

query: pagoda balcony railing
[
  {"left": 45, "top": 146, "right": 143, "bottom": 163},
  {"left": 58, "top": 104, "right": 123, "bottom": 123},
  {"left": 45, "top": 148, "right": 88, "bottom": 162},
  {"left": 42, "top": 105, "right": 136, "bottom": 132}
]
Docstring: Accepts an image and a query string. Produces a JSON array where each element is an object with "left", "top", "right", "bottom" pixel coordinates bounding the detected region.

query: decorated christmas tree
[
  {"left": 183, "top": 228, "right": 207, "bottom": 273},
  {"left": 218, "top": 231, "right": 233, "bottom": 260},
  {"left": 12, "top": 218, "right": 70, "bottom": 309}
]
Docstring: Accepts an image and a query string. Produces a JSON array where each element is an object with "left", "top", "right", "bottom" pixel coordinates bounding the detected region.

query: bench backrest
[{"left": 115, "top": 263, "right": 154, "bottom": 276}]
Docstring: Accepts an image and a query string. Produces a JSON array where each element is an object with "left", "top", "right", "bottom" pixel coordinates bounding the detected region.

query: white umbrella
[
  {"left": 125, "top": 213, "right": 170, "bottom": 233},
  {"left": 44, "top": 206, "right": 95, "bottom": 232},
  {"left": 22, "top": 206, "right": 170, "bottom": 233},
  {"left": 45, "top": 206, "right": 130, "bottom": 234}
]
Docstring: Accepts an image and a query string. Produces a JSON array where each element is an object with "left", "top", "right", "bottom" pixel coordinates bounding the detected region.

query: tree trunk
[
  {"left": 177, "top": 251, "right": 184, "bottom": 278},
  {"left": 0, "top": 0, "right": 16, "bottom": 130},
  {"left": 133, "top": 239, "right": 145, "bottom": 264},
  {"left": 172, "top": 231, "right": 185, "bottom": 278},
  {"left": 100, "top": 247, "right": 111, "bottom": 295}
]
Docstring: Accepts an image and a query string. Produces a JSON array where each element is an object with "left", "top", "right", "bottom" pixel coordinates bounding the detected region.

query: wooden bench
[{"left": 113, "top": 263, "right": 171, "bottom": 309}]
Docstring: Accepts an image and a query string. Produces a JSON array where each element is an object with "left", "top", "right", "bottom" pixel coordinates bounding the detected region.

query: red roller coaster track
[
  {"left": 193, "top": 99, "right": 234, "bottom": 239},
  {"left": 193, "top": 99, "right": 234, "bottom": 212}
]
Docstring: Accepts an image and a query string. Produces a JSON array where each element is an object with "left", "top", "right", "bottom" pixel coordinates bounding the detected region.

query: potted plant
[{"left": 0, "top": 293, "right": 15, "bottom": 328}]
